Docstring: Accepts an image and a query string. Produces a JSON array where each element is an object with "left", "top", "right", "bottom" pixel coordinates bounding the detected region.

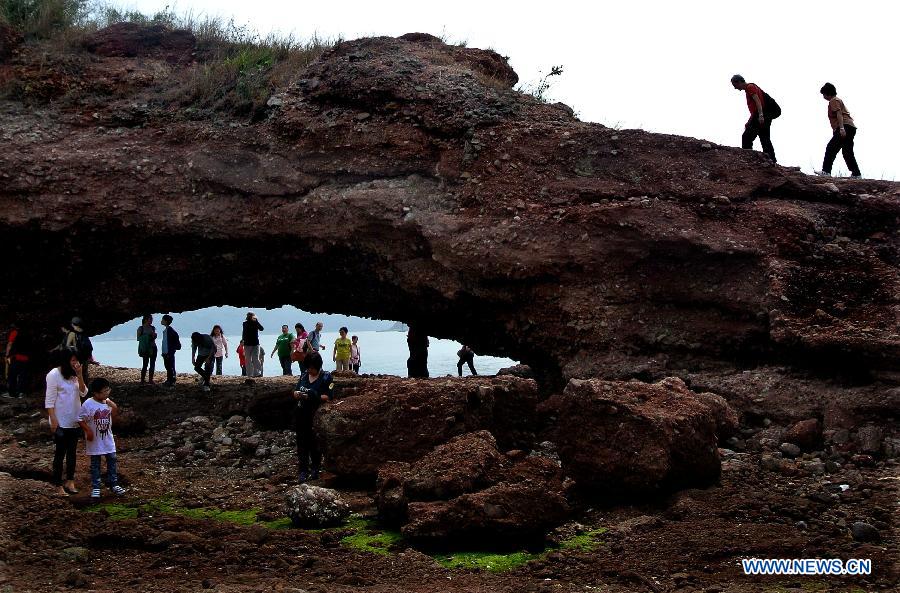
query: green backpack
[{"left": 137, "top": 327, "right": 153, "bottom": 357}]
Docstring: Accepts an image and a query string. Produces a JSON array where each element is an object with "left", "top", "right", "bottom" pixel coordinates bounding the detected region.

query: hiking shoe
[
  {"left": 850, "top": 173, "right": 862, "bottom": 178},
  {"left": 202, "top": 385, "right": 211, "bottom": 392},
  {"left": 298, "top": 471, "right": 308, "bottom": 483},
  {"left": 111, "top": 485, "right": 127, "bottom": 496},
  {"left": 91, "top": 488, "right": 101, "bottom": 498}
]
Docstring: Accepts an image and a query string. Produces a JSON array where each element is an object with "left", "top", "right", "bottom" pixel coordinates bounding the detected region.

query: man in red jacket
[{"left": 731, "top": 74, "right": 776, "bottom": 163}]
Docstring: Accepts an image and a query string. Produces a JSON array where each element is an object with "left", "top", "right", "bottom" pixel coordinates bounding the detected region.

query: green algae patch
[
  {"left": 341, "top": 529, "right": 403, "bottom": 555},
  {"left": 86, "top": 503, "right": 139, "bottom": 521},
  {"left": 436, "top": 550, "right": 540, "bottom": 572},
  {"left": 558, "top": 527, "right": 607, "bottom": 552}
]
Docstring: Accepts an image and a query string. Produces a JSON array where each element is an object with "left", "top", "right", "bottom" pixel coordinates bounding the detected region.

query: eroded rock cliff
[{"left": 1, "top": 28, "right": 898, "bottom": 384}]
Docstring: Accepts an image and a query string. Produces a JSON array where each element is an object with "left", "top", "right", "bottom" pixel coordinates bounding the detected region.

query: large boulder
[
  {"left": 402, "top": 456, "right": 569, "bottom": 545},
  {"left": 315, "top": 377, "right": 539, "bottom": 478},
  {"left": 375, "top": 430, "right": 505, "bottom": 522},
  {"left": 540, "top": 377, "right": 721, "bottom": 495},
  {"left": 83, "top": 22, "right": 195, "bottom": 62},
  {"left": 285, "top": 484, "right": 350, "bottom": 528}
]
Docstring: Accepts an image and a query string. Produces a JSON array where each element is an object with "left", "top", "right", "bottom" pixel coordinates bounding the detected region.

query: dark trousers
[
  {"left": 240, "top": 365, "right": 246, "bottom": 376},
  {"left": 352, "top": 363, "right": 360, "bottom": 373},
  {"left": 193, "top": 356, "right": 213, "bottom": 386},
  {"left": 823, "top": 125, "right": 860, "bottom": 176},
  {"left": 141, "top": 347, "right": 157, "bottom": 382},
  {"left": 214, "top": 356, "right": 224, "bottom": 375},
  {"left": 279, "top": 354, "right": 293, "bottom": 376},
  {"left": 742, "top": 116, "right": 776, "bottom": 162},
  {"left": 295, "top": 358, "right": 306, "bottom": 373},
  {"left": 295, "top": 415, "right": 321, "bottom": 474},
  {"left": 52, "top": 427, "right": 81, "bottom": 484},
  {"left": 457, "top": 358, "right": 477, "bottom": 377},
  {"left": 7, "top": 359, "right": 29, "bottom": 395},
  {"left": 162, "top": 352, "right": 176, "bottom": 384}
]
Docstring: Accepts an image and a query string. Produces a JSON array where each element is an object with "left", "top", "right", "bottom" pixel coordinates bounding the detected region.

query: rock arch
[{"left": 2, "top": 32, "right": 899, "bottom": 384}]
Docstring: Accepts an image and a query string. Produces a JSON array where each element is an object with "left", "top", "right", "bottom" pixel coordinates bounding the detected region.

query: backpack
[
  {"left": 64, "top": 330, "right": 93, "bottom": 360},
  {"left": 169, "top": 327, "right": 182, "bottom": 352},
  {"left": 763, "top": 92, "right": 781, "bottom": 119},
  {"left": 137, "top": 327, "right": 153, "bottom": 357}
]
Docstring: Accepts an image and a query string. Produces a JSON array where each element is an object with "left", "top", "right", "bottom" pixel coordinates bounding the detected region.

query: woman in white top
[
  {"left": 211, "top": 325, "right": 229, "bottom": 376},
  {"left": 45, "top": 353, "right": 87, "bottom": 496}
]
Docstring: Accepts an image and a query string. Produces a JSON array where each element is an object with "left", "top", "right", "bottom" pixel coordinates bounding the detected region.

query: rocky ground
[{"left": 0, "top": 365, "right": 896, "bottom": 593}]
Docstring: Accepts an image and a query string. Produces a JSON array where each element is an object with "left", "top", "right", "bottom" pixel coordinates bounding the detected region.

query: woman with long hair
[
  {"left": 211, "top": 325, "right": 229, "bottom": 376},
  {"left": 45, "top": 352, "right": 87, "bottom": 496}
]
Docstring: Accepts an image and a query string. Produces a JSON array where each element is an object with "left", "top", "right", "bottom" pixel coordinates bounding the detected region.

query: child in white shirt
[{"left": 78, "top": 378, "right": 126, "bottom": 498}]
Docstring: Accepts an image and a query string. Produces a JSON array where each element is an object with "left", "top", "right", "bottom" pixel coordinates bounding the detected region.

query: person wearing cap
[
  {"left": 731, "top": 74, "right": 777, "bottom": 163},
  {"left": 65, "top": 317, "right": 97, "bottom": 384},
  {"left": 817, "top": 82, "right": 861, "bottom": 178}
]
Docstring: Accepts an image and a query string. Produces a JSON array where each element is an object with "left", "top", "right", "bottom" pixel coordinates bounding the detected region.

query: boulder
[
  {"left": 693, "top": 391, "right": 739, "bottom": 440},
  {"left": 315, "top": 377, "right": 539, "bottom": 478},
  {"left": 285, "top": 484, "right": 350, "bottom": 528},
  {"left": 540, "top": 377, "right": 721, "bottom": 495},
  {"left": 401, "top": 456, "right": 569, "bottom": 545},
  {"left": 783, "top": 418, "right": 821, "bottom": 450},
  {"left": 114, "top": 409, "right": 147, "bottom": 436}
]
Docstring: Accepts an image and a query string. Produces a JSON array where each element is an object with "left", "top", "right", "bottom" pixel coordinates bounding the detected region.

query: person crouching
[{"left": 292, "top": 352, "right": 333, "bottom": 483}]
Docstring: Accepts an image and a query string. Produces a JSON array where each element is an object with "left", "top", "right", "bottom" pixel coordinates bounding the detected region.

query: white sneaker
[{"left": 814, "top": 170, "right": 831, "bottom": 177}]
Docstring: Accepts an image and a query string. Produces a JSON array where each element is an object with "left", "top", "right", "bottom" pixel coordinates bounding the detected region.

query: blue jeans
[{"left": 90, "top": 453, "right": 118, "bottom": 489}]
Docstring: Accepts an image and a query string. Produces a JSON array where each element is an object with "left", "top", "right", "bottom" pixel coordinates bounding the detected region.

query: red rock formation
[
  {"left": 314, "top": 376, "right": 539, "bottom": 478},
  {"left": 540, "top": 377, "right": 722, "bottom": 495},
  {"left": 0, "top": 27, "right": 898, "bottom": 386}
]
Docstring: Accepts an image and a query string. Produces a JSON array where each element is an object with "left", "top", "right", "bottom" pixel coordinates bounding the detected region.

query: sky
[{"left": 125, "top": 0, "right": 898, "bottom": 179}]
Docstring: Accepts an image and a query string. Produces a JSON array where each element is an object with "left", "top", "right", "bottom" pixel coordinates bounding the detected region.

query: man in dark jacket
[
  {"left": 191, "top": 332, "right": 216, "bottom": 392},
  {"left": 292, "top": 352, "right": 333, "bottom": 482},
  {"left": 242, "top": 312, "right": 264, "bottom": 380}
]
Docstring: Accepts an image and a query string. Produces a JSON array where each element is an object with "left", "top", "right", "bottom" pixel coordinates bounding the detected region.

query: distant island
[{"left": 379, "top": 321, "right": 409, "bottom": 332}]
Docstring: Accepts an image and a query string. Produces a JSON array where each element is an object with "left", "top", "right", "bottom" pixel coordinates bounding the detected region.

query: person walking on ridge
[
  {"left": 160, "top": 315, "right": 180, "bottom": 387},
  {"left": 731, "top": 74, "right": 779, "bottom": 163},
  {"left": 817, "top": 82, "right": 861, "bottom": 178}
]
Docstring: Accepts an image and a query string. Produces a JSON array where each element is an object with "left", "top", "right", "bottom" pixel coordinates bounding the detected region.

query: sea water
[{"left": 91, "top": 331, "right": 516, "bottom": 378}]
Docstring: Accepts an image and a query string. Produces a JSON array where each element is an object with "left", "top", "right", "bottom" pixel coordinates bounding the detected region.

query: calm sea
[{"left": 91, "top": 331, "right": 516, "bottom": 378}]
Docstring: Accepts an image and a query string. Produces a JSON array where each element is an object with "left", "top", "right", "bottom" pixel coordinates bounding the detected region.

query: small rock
[
  {"left": 285, "top": 484, "right": 351, "bottom": 527},
  {"left": 59, "top": 547, "right": 90, "bottom": 562},
  {"left": 850, "top": 521, "right": 880, "bottom": 542},
  {"left": 779, "top": 442, "right": 802, "bottom": 458},
  {"left": 355, "top": 112, "right": 371, "bottom": 121}
]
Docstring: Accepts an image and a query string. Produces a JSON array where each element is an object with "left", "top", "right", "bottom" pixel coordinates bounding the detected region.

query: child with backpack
[{"left": 78, "top": 378, "right": 126, "bottom": 498}]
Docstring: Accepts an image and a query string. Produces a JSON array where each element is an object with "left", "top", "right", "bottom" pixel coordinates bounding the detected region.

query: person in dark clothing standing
[
  {"left": 160, "top": 315, "right": 180, "bottom": 387},
  {"left": 818, "top": 82, "right": 861, "bottom": 178},
  {"left": 136, "top": 314, "right": 158, "bottom": 384},
  {"left": 457, "top": 345, "right": 478, "bottom": 377},
  {"left": 292, "top": 352, "right": 333, "bottom": 483},
  {"left": 5, "top": 324, "right": 31, "bottom": 398},
  {"left": 406, "top": 326, "right": 430, "bottom": 378},
  {"left": 191, "top": 332, "right": 216, "bottom": 392},
  {"left": 242, "top": 312, "right": 264, "bottom": 381},
  {"left": 731, "top": 74, "right": 777, "bottom": 163}
]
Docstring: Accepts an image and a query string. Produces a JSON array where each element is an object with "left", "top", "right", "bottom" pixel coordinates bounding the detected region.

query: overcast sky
[{"left": 128, "top": 0, "right": 899, "bottom": 179}]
